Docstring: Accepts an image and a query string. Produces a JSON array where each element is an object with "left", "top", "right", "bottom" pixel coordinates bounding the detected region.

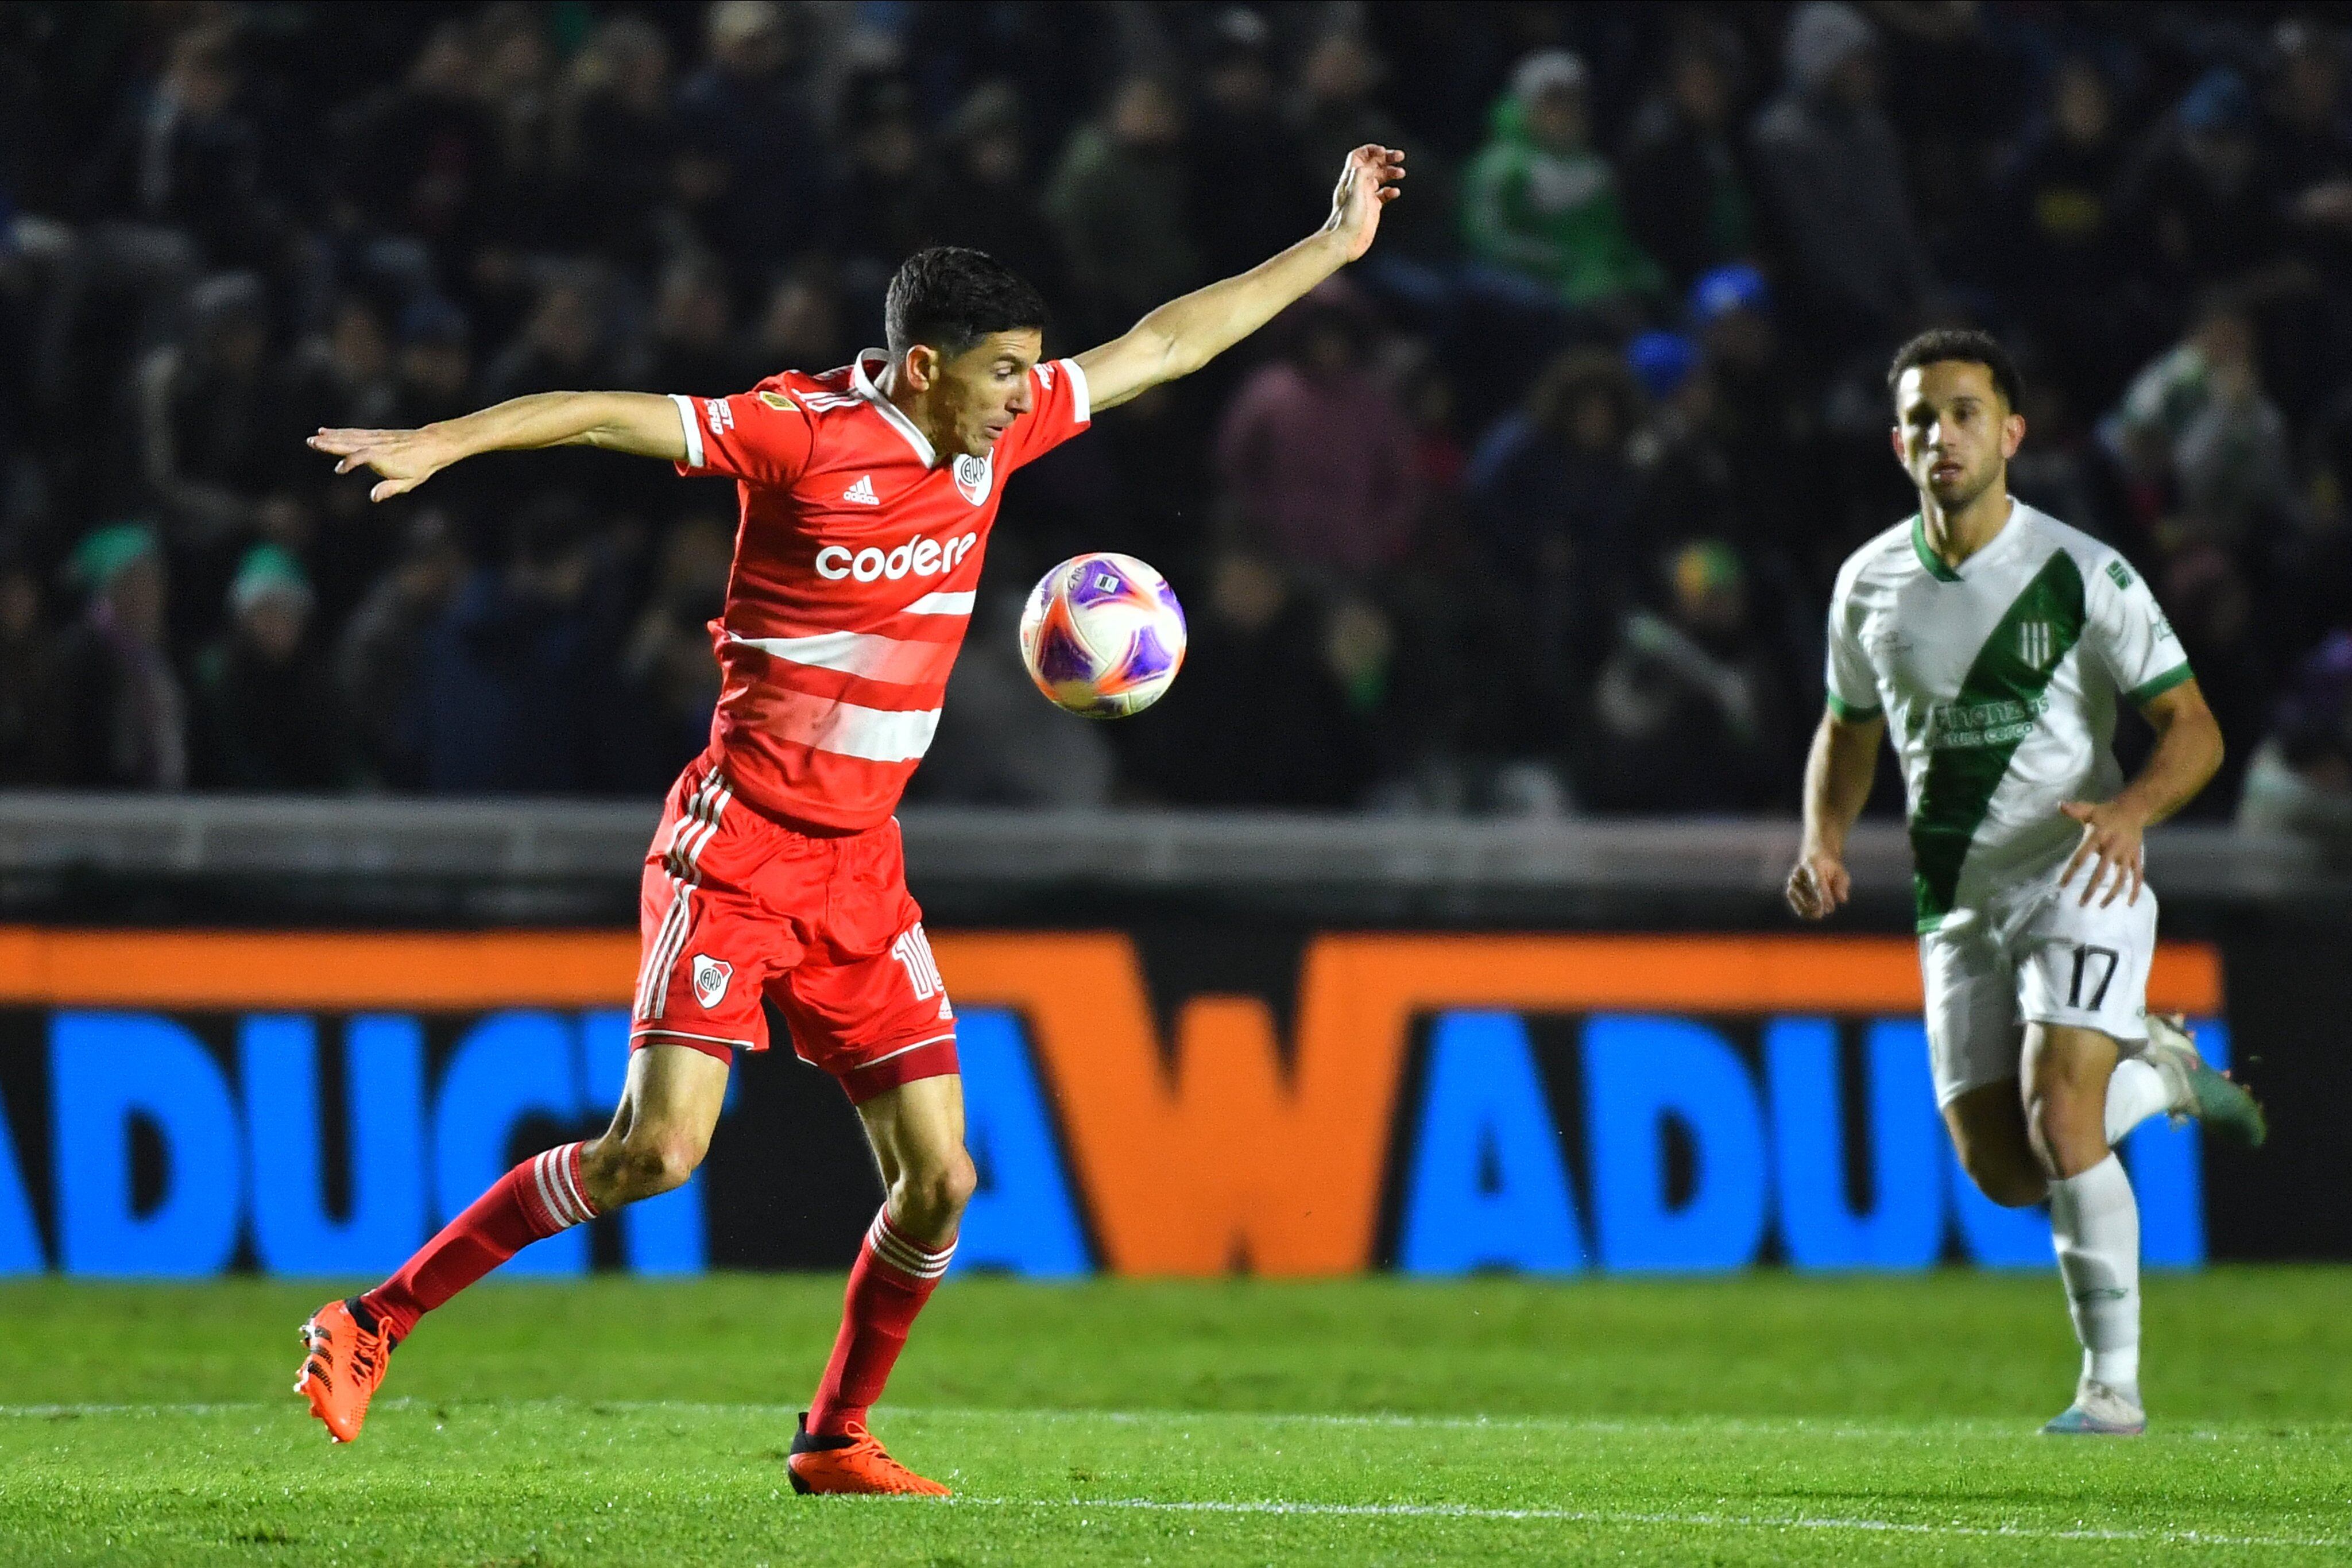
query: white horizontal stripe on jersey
[
  {"left": 760, "top": 687, "right": 943, "bottom": 762},
  {"left": 722, "top": 628, "right": 958, "bottom": 686},
  {"left": 668, "top": 393, "right": 705, "bottom": 470},
  {"left": 902, "top": 591, "right": 976, "bottom": 615}
]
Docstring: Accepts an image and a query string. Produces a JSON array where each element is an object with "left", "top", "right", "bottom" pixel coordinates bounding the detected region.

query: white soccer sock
[
  {"left": 2048, "top": 1153, "right": 2141, "bottom": 1397},
  {"left": 2103, "top": 1057, "right": 2171, "bottom": 1145}
]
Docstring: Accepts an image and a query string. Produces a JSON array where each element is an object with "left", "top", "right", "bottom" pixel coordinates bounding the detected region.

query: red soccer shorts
[{"left": 629, "top": 758, "right": 958, "bottom": 1102}]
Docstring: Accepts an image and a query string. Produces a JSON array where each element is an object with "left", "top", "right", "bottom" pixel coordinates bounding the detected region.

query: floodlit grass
[{"left": 2, "top": 1271, "right": 2347, "bottom": 1563}]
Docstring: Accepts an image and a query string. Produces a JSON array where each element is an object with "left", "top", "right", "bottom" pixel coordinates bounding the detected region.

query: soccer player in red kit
[{"left": 296, "top": 145, "right": 1404, "bottom": 1493}]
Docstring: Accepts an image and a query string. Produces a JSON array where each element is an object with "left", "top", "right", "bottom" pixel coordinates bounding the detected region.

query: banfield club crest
[{"left": 690, "top": 954, "right": 732, "bottom": 1009}]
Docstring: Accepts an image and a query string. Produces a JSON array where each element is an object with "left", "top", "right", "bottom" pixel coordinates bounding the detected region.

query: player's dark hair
[
  {"left": 884, "top": 247, "right": 1049, "bottom": 359},
  {"left": 1886, "top": 328, "right": 2024, "bottom": 412}
]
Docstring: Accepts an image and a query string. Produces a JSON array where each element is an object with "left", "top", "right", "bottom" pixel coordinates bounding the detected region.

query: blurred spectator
[
  {"left": 831, "top": 74, "right": 931, "bottom": 297},
  {"left": 1627, "top": 330, "right": 1740, "bottom": 549},
  {"left": 284, "top": 297, "right": 399, "bottom": 436},
  {"left": 417, "top": 498, "right": 615, "bottom": 792},
  {"left": 49, "top": 524, "right": 187, "bottom": 791},
  {"left": 1620, "top": 29, "right": 1756, "bottom": 292},
  {"left": 81, "top": 23, "right": 276, "bottom": 273},
  {"left": 1750, "top": 2, "right": 1933, "bottom": 349},
  {"left": 616, "top": 515, "right": 731, "bottom": 785},
  {"left": 1461, "top": 51, "right": 1662, "bottom": 313},
  {"left": 338, "top": 510, "right": 468, "bottom": 791},
  {"left": 1584, "top": 539, "right": 1793, "bottom": 813},
  {"left": 482, "top": 272, "right": 622, "bottom": 403},
  {"left": 0, "top": 559, "right": 61, "bottom": 784},
  {"left": 751, "top": 265, "right": 853, "bottom": 374},
  {"left": 552, "top": 16, "right": 679, "bottom": 266},
  {"left": 1045, "top": 75, "right": 1200, "bottom": 338},
  {"left": 1188, "top": 9, "right": 1302, "bottom": 279},
  {"left": 1686, "top": 266, "right": 1829, "bottom": 569},
  {"left": 1290, "top": 29, "right": 1443, "bottom": 258},
  {"left": 1214, "top": 289, "right": 1419, "bottom": 584},
  {"left": 1129, "top": 547, "right": 1374, "bottom": 807},
  {"left": 472, "top": 3, "right": 560, "bottom": 251},
  {"left": 2265, "top": 22, "right": 2352, "bottom": 215},
  {"left": 1995, "top": 57, "right": 2142, "bottom": 406},
  {"left": 332, "top": 22, "right": 497, "bottom": 276},
  {"left": 2239, "top": 631, "right": 2352, "bottom": 857},
  {"left": 134, "top": 271, "right": 278, "bottom": 547},
  {"left": 194, "top": 545, "right": 344, "bottom": 789},
  {"left": 645, "top": 255, "right": 740, "bottom": 396},
  {"left": 2115, "top": 69, "right": 2283, "bottom": 297},
  {"left": 2159, "top": 543, "right": 2264, "bottom": 817},
  {"left": 918, "top": 83, "right": 1062, "bottom": 304},
  {"left": 675, "top": 0, "right": 828, "bottom": 276},
  {"left": 2099, "top": 295, "right": 2300, "bottom": 549},
  {"left": 1465, "top": 348, "right": 1643, "bottom": 679},
  {"left": 391, "top": 299, "right": 477, "bottom": 427}
]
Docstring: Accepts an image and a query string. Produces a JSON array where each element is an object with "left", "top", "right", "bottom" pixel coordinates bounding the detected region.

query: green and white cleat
[
  {"left": 2041, "top": 1379, "right": 2146, "bottom": 1436},
  {"left": 2140, "top": 1013, "right": 2266, "bottom": 1147}
]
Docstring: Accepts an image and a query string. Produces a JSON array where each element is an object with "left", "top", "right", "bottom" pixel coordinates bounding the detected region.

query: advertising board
[{"left": 0, "top": 928, "right": 2236, "bottom": 1276}]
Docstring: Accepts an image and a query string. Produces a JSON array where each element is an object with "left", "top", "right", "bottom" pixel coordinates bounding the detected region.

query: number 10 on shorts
[{"left": 892, "top": 923, "right": 945, "bottom": 1002}]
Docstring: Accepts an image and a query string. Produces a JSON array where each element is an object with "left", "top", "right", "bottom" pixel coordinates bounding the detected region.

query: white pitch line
[{"left": 955, "top": 1496, "right": 2349, "bottom": 1552}]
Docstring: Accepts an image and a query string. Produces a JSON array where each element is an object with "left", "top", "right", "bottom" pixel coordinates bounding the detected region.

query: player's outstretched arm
[
  {"left": 1074, "top": 144, "right": 1405, "bottom": 413},
  {"left": 308, "top": 391, "right": 687, "bottom": 502},
  {"left": 1787, "top": 707, "right": 1884, "bottom": 920}
]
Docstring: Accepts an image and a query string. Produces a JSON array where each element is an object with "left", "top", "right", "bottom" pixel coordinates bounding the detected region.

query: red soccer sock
[
  {"left": 807, "top": 1209, "right": 955, "bottom": 1437},
  {"left": 360, "top": 1143, "right": 598, "bottom": 1344}
]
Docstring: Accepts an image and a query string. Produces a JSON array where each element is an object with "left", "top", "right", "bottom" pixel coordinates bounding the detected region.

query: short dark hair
[
  {"left": 883, "top": 246, "right": 1048, "bottom": 358},
  {"left": 1886, "top": 328, "right": 2024, "bottom": 412}
]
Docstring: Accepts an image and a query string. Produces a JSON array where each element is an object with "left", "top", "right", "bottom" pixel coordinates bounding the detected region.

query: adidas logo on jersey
[{"left": 843, "top": 475, "right": 880, "bottom": 505}]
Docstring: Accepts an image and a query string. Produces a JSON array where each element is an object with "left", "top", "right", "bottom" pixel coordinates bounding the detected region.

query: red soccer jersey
[{"left": 668, "top": 349, "right": 1091, "bottom": 830}]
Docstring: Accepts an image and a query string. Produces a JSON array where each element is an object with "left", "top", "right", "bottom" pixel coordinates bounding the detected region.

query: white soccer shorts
[{"left": 1918, "top": 862, "right": 2158, "bottom": 1106}]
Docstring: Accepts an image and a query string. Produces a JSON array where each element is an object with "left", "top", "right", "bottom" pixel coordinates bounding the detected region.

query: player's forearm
[
  {"left": 1800, "top": 712, "right": 1880, "bottom": 854},
  {"left": 2114, "top": 704, "right": 2223, "bottom": 827},
  {"left": 1125, "top": 230, "right": 1352, "bottom": 388},
  {"left": 427, "top": 392, "right": 684, "bottom": 464}
]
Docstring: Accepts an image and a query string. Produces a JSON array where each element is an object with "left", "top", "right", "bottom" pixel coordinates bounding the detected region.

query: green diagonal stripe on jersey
[{"left": 1908, "top": 548, "right": 2086, "bottom": 927}]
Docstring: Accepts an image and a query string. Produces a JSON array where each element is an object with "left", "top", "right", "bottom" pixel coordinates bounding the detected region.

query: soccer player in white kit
[{"left": 1786, "top": 329, "right": 2265, "bottom": 1435}]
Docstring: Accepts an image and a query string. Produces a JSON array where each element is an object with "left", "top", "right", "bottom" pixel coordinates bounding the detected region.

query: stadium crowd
[{"left": 3, "top": 1, "right": 2352, "bottom": 836}]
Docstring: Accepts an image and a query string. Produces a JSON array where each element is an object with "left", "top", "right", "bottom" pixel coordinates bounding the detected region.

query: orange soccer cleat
[
  {"left": 295, "top": 1298, "right": 393, "bottom": 1442},
  {"left": 786, "top": 1413, "right": 952, "bottom": 1496}
]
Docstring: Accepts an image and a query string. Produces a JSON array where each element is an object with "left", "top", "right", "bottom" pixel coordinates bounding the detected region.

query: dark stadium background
[{"left": 0, "top": 1, "right": 2347, "bottom": 1288}]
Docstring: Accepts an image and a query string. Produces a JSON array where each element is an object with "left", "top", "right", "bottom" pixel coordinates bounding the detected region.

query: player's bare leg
[
  {"left": 297, "top": 1045, "right": 728, "bottom": 1441},
  {"left": 578, "top": 1043, "right": 732, "bottom": 1210},
  {"left": 789, "top": 1074, "right": 976, "bottom": 1497},
  {"left": 1941, "top": 1081, "right": 2048, "bottom": 1209}
]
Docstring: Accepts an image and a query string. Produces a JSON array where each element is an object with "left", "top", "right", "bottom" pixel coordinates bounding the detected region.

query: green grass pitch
[{"left": 3, "top": 1271, "right": 2349, "bottom": 1564}]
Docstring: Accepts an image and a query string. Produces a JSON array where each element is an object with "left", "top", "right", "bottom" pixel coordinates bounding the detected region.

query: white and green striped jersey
[{"left": 1824, "top": 500, "right": 2192, "bottom": 932}]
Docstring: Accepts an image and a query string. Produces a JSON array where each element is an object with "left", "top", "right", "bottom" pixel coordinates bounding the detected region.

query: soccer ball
[{"left": 1018, "top": 552, "right": 1188, "bottom": 718}]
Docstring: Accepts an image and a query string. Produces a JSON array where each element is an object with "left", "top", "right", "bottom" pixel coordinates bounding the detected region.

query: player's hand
[
  {"left": 2057, "top": 799, "right": 2147, "bottom": 908},
  {"left": 1324, "top": 145, "right": 1405, "bottom": 261},
  {"left": 308, "top": 425, "right": 454, "bottom": 503},
  {"left": 1785, "top": 846, "right": 1851, "bottom": 921}
]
